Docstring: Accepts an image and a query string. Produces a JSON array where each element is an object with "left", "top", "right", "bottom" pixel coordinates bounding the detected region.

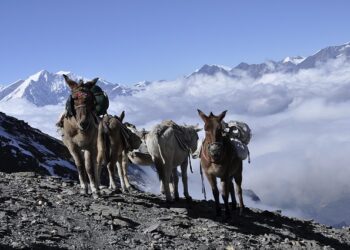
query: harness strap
[
  {"left": 201, "top": 141, "right": 211, "bottom": 163},
  {"left": 188, "top": 153, "right": 193, "bottom": 173},
  {"left": 173, "top": 128, "right": 195, "bottom": 174},
  {"left": 248, "top": 148, "right": 251, "bottom": 164},
  {"left": 174, "top": 132, "right": 190, "bottom": 152},
  {"left": 199, "top": 162, "right": 207, "bottom": 200},
  {"left": 74, "top": 104, "right": 87, "bottom": 109}
]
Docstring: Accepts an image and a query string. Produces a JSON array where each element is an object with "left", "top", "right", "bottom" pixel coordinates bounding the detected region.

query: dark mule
[{"left": 198, "top": 110, "right": 244, "bottom": 218}]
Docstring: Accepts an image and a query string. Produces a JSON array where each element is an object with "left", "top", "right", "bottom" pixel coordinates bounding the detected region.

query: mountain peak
[
  {"left": 56, "top": 70, "right": 71, "bottom": 75},
  {"left": 28, "top": 70, "right": 50, "bottom": 82},
  {"left": 0, "top": 70, "right": 139, "bottom": 106},
  {"left": 282, "top": 56, "right": 305, "bottom": 65},
  {"left": 190, "top": 64, "right": 230, "bottom": 77}
]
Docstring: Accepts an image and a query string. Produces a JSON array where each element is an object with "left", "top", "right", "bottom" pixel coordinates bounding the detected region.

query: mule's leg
[
  {"left": 108, "top": 155, "right": 118, "bottom": 191},
  {"left": 169, "top": 174, "right": 175, "bottom": 195},
  {"left": 205, "top": 172, "right": 220, "bottom": 216},
  {"left": 95, "top": 144, "right": 105, "bottom": 189},
  {"left": 234, "top": 161, "right": 244, "bottom": 215},
  {"left": 154, "top": 159, "right": 172, "bottom": 202},
  {"left": 180, "top": 161, "right": 192, "bottom": 201},
  {"left": 91, "top": 149, "right": 100, "bottom": 193},
  {"left": 160, "top": 175, "right": 179, "bottom": 197},
  {"left": 121, "top": 151, "right": 132, "bottom": 191},
  {"left": 221, "top": 178, "right": 231, "bottom": 219},
  {"left": 84, "top": 150, "right": 99, "bottom": 198},
  {"left": 70, "top": 147, "right": 88, "bottom": 194},
  {"left": 96, "top": 127, "right": 105, "bottom": 189},
  {"left": 116, "top": 157, "right": 126, "bottom": 192},
  {"left": 160, "top": 181, "right": 165, "bottom": 195},
  {"left": 172, "top": 168, "right": 179, "bottom": 201},
  {"left": 162, "top": 163, "right": 173, "bottom": 202},
  {"left": 230, "top": 179, "right": 237, "bottom": 211}
]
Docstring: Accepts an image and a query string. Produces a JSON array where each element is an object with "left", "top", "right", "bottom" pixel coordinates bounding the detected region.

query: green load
[{"left": 90, "top": 85, "right": 109, "bottom": 116}]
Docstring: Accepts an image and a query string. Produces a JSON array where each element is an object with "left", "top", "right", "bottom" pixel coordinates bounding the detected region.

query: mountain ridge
[{"left": 1, "top": 42, "right": 350, "bottom": 107}]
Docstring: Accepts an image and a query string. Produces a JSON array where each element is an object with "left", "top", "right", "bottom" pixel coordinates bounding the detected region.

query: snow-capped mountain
[
  {"left": 0, "top": 70, "right": 139, "bottom": 106},
  {"left": 1, "top": 42, "right": 350, "bottom": 107},
  {"left": 190, "top": 42, "right": 350, "bottom": 79},
  {"left": 282, "top": 56, "right": 305, "bottom": 65}
]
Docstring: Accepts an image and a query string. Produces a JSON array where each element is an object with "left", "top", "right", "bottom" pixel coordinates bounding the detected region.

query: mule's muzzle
[{"left": 208, "top": 142, "right": 223, "bottom": 161}]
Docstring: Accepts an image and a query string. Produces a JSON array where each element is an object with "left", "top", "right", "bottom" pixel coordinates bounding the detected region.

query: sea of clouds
[{"left": 1, "top": 56, "right": 350, "bottom": 226}]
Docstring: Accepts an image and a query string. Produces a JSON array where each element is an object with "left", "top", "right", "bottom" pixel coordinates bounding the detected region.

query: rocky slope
[
  {"left": 0, "top": 172, "right": 349, "bottom": 250},
  {"left": 0, "top": 111, "right": 76, "bottom": 178}
]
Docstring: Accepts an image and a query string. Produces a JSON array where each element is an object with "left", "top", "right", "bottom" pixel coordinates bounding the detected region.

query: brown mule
[
  {"left": 61, "top": 75, "right": 100, "bottom": 198},
  {"left": 198, "top": 110, "right": 244, "bottom": 218},
  {"left": 96, "top": 111, "right": 136, "bottom": 192}
]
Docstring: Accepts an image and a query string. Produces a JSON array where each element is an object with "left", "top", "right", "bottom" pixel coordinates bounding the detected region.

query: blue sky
[{"left": 1, "top": 0, "right": 350, "bottom": 85}]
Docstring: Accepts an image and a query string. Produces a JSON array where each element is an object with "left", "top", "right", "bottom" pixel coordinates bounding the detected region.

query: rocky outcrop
[
  {"left": 0, "top": 172, "right": 349, "bottom": 249},
  {"left": 0, "top": 112, "right": 76, "bottom": 178}
]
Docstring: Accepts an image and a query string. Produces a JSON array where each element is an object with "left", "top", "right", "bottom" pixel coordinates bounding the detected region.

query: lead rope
[
  {"left": 248, "top": 148, "right": 251, "bottom": 164},
  {"left": 200, "top": 162, "right": 207, "bottom": 200},
  {"left": 188, "top": 152, "right": 193, "bottom": 173}
]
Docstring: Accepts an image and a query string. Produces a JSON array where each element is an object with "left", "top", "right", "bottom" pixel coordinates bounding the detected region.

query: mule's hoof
[
  {"left": 225, "top": 211, "right": 232, "bottom": 220},
  {"left": 80, "top": 189, "right": 88, "bottom": 195},
  {"left": 185, "top": 196, "right": 193, "bottom": 202},
  {"left": 92, "top": 193, "right": 100, "bottom": 199},
  {"left": 239, "top": 207, "right": 244, "bottom": 216},
  {"left": 108, "top": 186, "right": 117, "bottom": 192},
  {"left": 174, "top": 196, "right": 180, "bottom": 202},
  {"left": 231, "top": 203, "right": 237, "bottom": 211},
  {"left": 165, "top": 198, "right": 174, "bottom": 205}
]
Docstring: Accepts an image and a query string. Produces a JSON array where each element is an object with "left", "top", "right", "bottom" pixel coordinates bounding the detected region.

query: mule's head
[
  {"left": 198, "top": 109, "right": 227, "bottom": 161},
  {"left": 103, "top": 111, "right": 125, "bottom": 132},
  {"left": 183, "top": 124, "right": 202, "bottom": 156},
  {"left": 63, "top": 74, "right": 98, "bottom": 131}
]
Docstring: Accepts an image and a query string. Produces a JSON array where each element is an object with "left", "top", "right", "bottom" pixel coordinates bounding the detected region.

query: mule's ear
[
  {"left": 218, "top": 110, "right": 227, "bottom": 122},
  {"left": 197, "top": 109, "right": 208, "bottom": 123},
  {"left": 63, "top": 74, "right": 77, "bottom": 89},
  {"left": 85, "top": 77, "right": 99, "bottom": 88},
  {"left": 119, "top": 111, "right": 125, "bottom": 122}
]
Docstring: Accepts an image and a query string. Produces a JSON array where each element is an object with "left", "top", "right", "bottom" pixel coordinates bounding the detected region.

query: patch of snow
[
  {"left": 283, "top": 56, "right": 305, "bottom": 65},
  {"left": 56, "top": 70, "right": 71, "bottom": 75},
  {"left": 0, "top": 127, "right": 34, "bottom": 157},
  {"left": 30, "top": 140, "right": 54, "bottom": 156},
  {"left": 45, "top": 159, "right": 76, "bottom": 171},
  {"left": 39, "top": 163, "right": 55, "bottom": 176}
]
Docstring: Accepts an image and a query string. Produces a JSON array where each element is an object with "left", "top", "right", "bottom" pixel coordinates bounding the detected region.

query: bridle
[
  {"left": 201, "top": 122, "right": 226, "bottom": 164},
  {"left": 72, "top": 86, "right": 95, "bottom": 131}
]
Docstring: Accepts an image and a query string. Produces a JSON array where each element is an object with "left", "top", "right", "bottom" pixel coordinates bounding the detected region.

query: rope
[
  {"left": 199, "top": 162, "right": 207, "bottom": 200},
  {"left": 188, "top": 153, "right": 193, "bottom": 173},
  {"left": 174, "top": 128, "right": 195, "bottom": 174},
  {"left": 248, "top": 148, "right": 251, "bottom": 164}
]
